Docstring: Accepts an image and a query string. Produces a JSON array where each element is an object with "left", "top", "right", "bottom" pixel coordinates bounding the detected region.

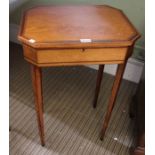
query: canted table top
[
  {"left": 17, "top": 6, "right": 141, "bottom": 146},
  {"left": 18, "top": 5, "right": 140, "bottom": 49}
]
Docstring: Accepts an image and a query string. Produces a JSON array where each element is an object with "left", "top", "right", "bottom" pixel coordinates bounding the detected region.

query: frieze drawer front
[{"left": 23, "top": 46, "right": 127, "bottom": 65}]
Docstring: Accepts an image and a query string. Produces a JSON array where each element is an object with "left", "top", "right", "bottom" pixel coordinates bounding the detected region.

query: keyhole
[{"left": 82, "top": 48, "right": 85, "bottom": 52}]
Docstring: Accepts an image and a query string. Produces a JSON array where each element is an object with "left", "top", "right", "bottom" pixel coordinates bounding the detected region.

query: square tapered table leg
[{"left": 31, "top": 65, "right": 45, "bottom": 146}]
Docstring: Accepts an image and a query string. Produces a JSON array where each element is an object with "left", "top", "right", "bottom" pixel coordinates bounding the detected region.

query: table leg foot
[
  {"left": 100, "top": 136, "right": 104, "bottom": 141},
  {"left": 41, "top": 143, "right": 45, "bottom": 147},
  {"left": 93, "top": 104, "right": 97, "bottom": 109}
]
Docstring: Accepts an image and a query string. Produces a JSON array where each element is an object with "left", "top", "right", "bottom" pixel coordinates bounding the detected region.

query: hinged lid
[{"left": 18, "top": 5, "right": 140, "bottom": 49}]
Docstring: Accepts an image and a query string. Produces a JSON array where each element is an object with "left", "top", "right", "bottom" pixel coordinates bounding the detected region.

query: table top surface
[{"left": 18, "top": 5, "right": 140, "bottom": 49}]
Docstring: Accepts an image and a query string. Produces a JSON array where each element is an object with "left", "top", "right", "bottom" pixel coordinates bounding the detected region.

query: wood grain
[
  {"left": 23, "top": 45, "right": 127, "bottom": 66},
  {"left": 18, "top": 5, "right": 140, "bottom": 49}
]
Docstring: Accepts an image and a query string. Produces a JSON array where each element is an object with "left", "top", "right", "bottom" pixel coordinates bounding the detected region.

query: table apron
[{"left": 23, "top": 45, "right": 128, "bottom": 67}]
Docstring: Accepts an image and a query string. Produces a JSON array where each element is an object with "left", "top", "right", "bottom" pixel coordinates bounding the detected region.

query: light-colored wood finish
[
  {"left": 23, "top": 45, "right": 128, "bottom": 66},
  {"left": 37, "top": 48, "right": 127, "bottom": 63},
  {"left": 18, "top": 5, "right": 140, "bottom": 49},
  {"left": 18, "top": 5, "right": 140, "bottom": 146}
]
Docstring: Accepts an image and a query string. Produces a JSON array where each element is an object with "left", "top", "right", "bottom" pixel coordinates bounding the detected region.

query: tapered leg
[
  {"left": 100, "top": 63, "right": 126, "bottom": 140},
  {"left": 31, "top": 65, "right": 45, "bottom": 146},
  {"left": 93, "top": 65, "right": 104, "bottom": 108}
]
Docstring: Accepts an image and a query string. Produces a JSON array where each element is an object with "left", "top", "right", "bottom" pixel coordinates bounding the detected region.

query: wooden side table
[{"left": 18, "top": 5, "right": 140, "bottom": 146}]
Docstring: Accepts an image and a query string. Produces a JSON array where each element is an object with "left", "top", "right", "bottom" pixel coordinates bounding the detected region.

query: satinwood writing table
[{"left": 18, "top": 5, "right": 140, "bottom": 146}]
